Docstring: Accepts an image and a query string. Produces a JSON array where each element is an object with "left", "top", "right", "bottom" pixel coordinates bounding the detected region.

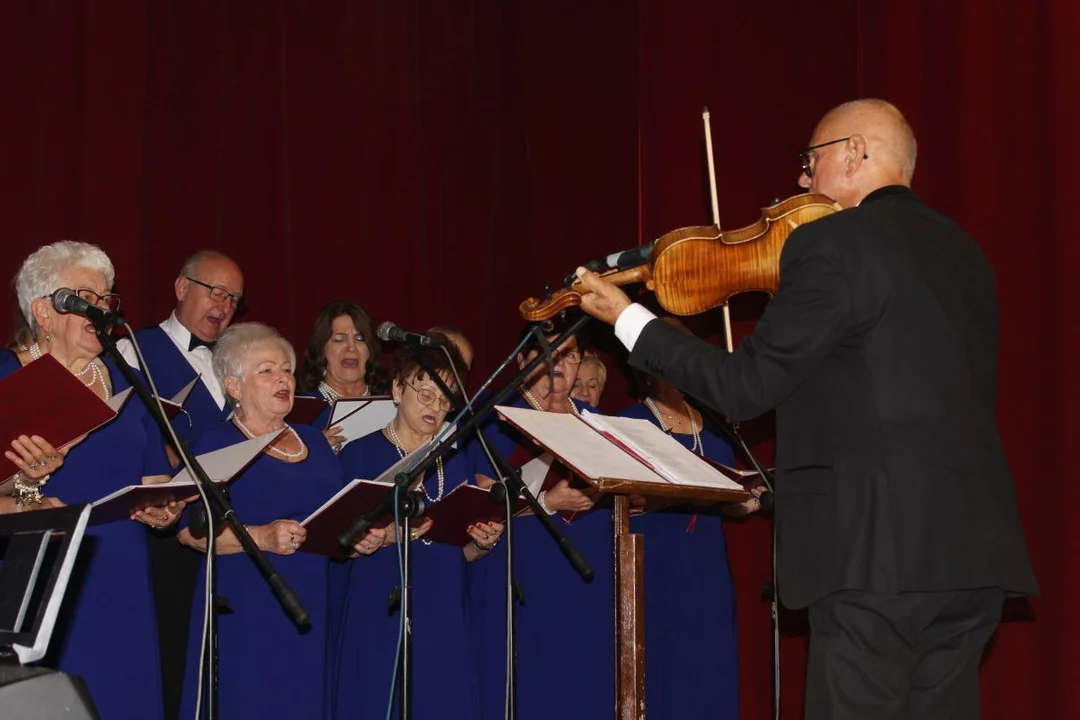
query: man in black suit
[{"left": 575, "top": 99, "right": 1038, "bottom": 719}]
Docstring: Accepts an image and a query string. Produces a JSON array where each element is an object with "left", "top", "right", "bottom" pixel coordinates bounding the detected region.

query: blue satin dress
[
  {"left": 178, "top": 422, "right": 341, "bottom": 719},
  {"left": 617, "top": 401, "right": 739, "bottom": 719},
  {"left": 465, "top": 391, "right": 613, "bottom": 720},
  {"left": 332, "top": 430, "right": 479, "bottom": 719},
  {"left": 0, "top": 351, "right": 171, "bottom": 720}
]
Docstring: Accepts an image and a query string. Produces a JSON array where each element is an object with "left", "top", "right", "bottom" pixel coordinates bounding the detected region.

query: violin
[{"left": 520, "top": 192, "right": 842, "bottom": 321}]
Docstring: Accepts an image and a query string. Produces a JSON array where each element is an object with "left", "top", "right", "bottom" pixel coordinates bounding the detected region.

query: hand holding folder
[
  {"left": 89, "top": 430, "right": 284, "bottom": 525},
  {"left": 0, "top": 355, "right": 131, "bottom": 481}
]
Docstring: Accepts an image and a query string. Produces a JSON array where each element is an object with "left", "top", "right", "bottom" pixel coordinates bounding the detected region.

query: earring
[{"left": 44, "top": 333, "right": 51, "bottom": 343}]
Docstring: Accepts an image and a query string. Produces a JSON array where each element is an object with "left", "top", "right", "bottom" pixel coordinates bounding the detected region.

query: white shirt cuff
[{"left": 613, "top": 303, "right": 658, "bottom": 352}]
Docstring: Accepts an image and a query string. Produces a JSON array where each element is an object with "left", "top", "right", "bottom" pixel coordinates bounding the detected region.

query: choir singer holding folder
[
  {"left": 332, "top": 339, "right": 498, "bottom": 719},
  {"left": 574, "top": 100, "right": 1039, "bottom": 719},
  {"left": 3, "top": 241, "right": 179, "bottom": 720},
  {"left": 464, "top": 316, "right": 613, "bottom": 720},
  {"left": 176, "top": 322, "right": 348, "bottom": 718}
]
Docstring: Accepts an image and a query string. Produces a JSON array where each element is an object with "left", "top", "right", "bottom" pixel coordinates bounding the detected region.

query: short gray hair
[
  {"left": 212, "top": 322, "right": 296, "bottom": 408},
  {"left": 179, "top": 250, "right": 221, "bottom": 279},
  {"left": 14, "top": 241, "right": 116, "bottom": 333}
]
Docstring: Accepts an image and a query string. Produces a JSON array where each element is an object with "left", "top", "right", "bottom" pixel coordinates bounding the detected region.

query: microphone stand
[
  {"left": 338, "top": 316, "right": 595, "bottom": 720},
  {"left": 93, "top": 316, "right": 309, "bottom": 720}
]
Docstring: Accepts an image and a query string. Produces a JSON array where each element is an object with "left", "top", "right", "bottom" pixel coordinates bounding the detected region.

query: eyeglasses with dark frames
[
  {"left": 798, "top": 136, "right": 869, "bottom": 178},
  {"left": 405, "top": 380, "right": 453, "bottom": 412},
  {"left": 184, "top": 276, "right": 243, "bottom": 307},
  {"left": 56, "top": 287, "right": 123, "bottom": 312}
]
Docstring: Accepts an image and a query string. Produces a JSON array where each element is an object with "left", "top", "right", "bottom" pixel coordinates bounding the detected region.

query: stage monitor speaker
[{"left": 0, "top": 663, "right": 99, "bottom": 719}]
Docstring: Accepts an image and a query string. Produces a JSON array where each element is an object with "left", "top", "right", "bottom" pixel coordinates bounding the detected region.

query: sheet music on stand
[{"left": 495, "top": 405, "right": 751, "bottom": 502}]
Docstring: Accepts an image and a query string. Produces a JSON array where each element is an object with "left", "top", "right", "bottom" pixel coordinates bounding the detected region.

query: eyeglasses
[
  {"left": 73, "top": 288, "right": 122, "bottom": 312},
  {"left": 405, "top": 381, "right": 453, "bottom": 412},
  {"left": 184, "top": 276, "right": 243, "bottom": 307},
  {"left": 797, "top": 136, "right": 869, "bottom": 178},
  {"left": 541, "top": 347, "right": 582, "bottom": 365}
]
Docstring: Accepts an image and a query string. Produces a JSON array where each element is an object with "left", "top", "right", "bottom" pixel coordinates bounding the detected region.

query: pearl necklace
[
  {"left": 520, "top": 386, "right": 580, "bottom": 416},
  {"left": 234, "top": 417, "right": 306, "bottom": 459},
  {"left": 30, "top": 343, "right": 110, "bottom": 399},
  {"left": 645, "top": 397, "right": 703, "bottom": 455},
  {"left": 385, "top": 421, "right": 444, "bottom": 502},
  {"left": 318, "top": 380, "right": 370, "bottom": 402}
]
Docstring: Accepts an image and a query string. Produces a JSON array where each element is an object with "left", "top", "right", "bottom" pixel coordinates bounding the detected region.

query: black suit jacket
[{"left": 630, "top": 186, "right": 1039, "bottom": 609}]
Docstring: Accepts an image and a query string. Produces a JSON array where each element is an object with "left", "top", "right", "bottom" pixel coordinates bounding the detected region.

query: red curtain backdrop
[{"left": 0, "top": 2, "right": 1074, "bottom": 717}]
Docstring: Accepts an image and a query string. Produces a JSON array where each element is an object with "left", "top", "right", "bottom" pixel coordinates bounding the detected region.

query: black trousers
[
  {"left": 805, "top": 588, "right": 1005, "bottom": 720},
  {"left": 149, "top": 529, "right": 201, "bottom": 720}
]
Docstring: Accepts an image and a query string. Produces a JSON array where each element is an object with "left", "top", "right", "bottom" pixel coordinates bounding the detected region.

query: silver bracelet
[{"left": 11, "top": 473, "right": 48, "bottom": 506}]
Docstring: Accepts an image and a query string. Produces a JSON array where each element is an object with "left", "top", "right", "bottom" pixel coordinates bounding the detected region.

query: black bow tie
[{"left": 189, "top": 335, "right": 216, "bottom": 352}]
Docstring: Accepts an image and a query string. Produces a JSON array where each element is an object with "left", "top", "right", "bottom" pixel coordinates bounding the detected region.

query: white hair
[
  {"left": 212, "top": 322, "right": 296, "bottom": 408},
  {"left": 14, "top": 241, "right": 116, "bottom": 333}
]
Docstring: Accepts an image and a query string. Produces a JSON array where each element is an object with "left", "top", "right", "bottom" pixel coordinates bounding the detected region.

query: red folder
[
  {"left": 89, "top": 481, "right": 201, "bottom": 525},
  {"left": 422, "top": 484, "right": 524, "bottom": 547},
  {"left": 300, "top": 480, "right": 396, "bottom": 556},
  {"left": 0, "top": 355, "right": 120, "bottom": 480},
  {"left": 508, "top": 446, "right": 588, "bottom": 524},
  {"left": 287, "top": 396, "right": 330, "bottom": 426}
]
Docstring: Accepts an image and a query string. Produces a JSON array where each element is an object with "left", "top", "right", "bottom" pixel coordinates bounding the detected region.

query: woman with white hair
[
  {"left": 177, "top": 322, "right": 349, "bottom": 718},
  {"left": 0, "top": 240, "right": 176, "bottom": 720}
]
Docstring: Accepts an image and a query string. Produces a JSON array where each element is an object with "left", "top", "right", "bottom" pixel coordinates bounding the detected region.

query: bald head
[
  {"left": 800, "top": 99, "right": 918, "bottom": 207},
  {"left": 175, "top": 250, "right": 244, "bottom": 342}
]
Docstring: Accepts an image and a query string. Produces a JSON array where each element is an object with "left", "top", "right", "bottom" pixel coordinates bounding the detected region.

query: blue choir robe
[
  {"left": 332, "top": 431, "right": 480, "bottom": 719},
  {"left": 130, "top": 325, "right": 231, "bottom": 445},
  {"left": 464, "top": 391, "right": 614, "bottom": 720},
  {"left": 617, "top": 400, "right": 740, "bottom": 719},
  {"left": 0, "top": 351, "right": 171, "bottom": 720}
]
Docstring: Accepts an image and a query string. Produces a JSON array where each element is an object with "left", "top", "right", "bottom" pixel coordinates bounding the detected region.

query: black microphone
[
  {"left": 564, "top": 241, "right": 656, "bottom": 287},
  {"left": 51, "top": 288, "right": 122, "bottom": 325},
  {"left": 376, "top": 321, "right": 445, "bottom": 348}
]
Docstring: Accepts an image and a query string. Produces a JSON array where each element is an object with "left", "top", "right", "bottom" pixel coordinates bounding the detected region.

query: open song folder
[
  {"left": 89, "top": 430, "right": 283, "bottom": 525},
  {"left": 300, "top": 425, "right": 474, "bottom": 555},
  {"left": 299, "top": 449, "right": 419, "bottom": 556},
  {"left": 0, "top": 355, "right": 133, "bottom": 481},
  {"left": 327, "top": 396, "right": 397, "bottom": 446},
  {"left": 495, "top": 405, "right": 751, "bottom": 503},
  {"left": 155, "top": 375, "right": 200, "bottom": 423}
]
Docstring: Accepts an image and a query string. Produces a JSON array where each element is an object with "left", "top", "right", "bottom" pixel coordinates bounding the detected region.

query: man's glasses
[
  {"left": 185, "top": 276, "right": 243, "bottom": 307},
  {"left": 797, "top": 136, "right": 868, "bottom": 178},
  {"left": 405, "top": 381, "right": 453, "bottom": 412},
  {"left": 72, "top": 288, "right": 122, "bottom": 312}
]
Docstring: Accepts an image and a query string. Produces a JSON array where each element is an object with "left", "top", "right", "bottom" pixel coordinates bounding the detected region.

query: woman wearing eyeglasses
[
  {"left": 331, "top": 337, "right": 498, "bottom": 719},
  {"left": 0, "top": 241, "right": 178, "bottom": 720},
  {"left": 464, "top": 314, "right": 613, "bottom": 720}
]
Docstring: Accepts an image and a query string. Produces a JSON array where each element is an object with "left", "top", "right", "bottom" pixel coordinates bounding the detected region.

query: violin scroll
[{"left": 519, "top": 265, "right": 652, "bottom": 322}]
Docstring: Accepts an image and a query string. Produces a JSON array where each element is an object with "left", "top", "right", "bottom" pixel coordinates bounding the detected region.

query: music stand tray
[{"left": 0, "top": 504, "right": 99, "bottom": 720}]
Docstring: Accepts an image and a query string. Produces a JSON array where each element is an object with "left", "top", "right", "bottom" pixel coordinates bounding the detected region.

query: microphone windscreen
[{"left": 376, "top": 321, "right": 395, "bottom": 342}]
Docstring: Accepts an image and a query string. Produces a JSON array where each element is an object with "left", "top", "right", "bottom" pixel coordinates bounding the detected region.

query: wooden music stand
[{"left": 497, "top": 407, "right": 750, "bottom": 719}]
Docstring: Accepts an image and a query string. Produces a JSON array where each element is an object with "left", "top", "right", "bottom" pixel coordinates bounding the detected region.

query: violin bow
[{"left": 702, "top": 107, "right": 736, "bottom": 353}]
